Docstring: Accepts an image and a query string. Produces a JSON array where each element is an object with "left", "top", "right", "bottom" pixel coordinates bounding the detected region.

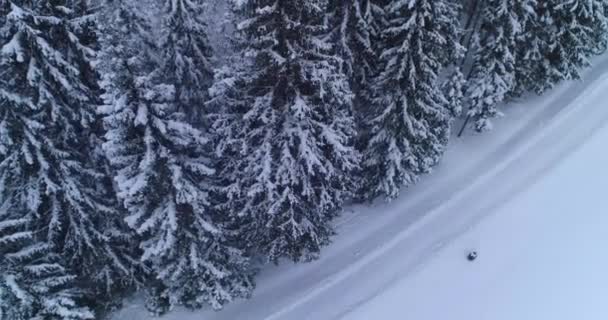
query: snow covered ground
[{"left": 113, "top": 54, "right": 608, "bottom": 320}]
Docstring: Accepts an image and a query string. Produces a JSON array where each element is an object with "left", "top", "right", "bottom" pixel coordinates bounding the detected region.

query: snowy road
[{"left": 114, "top": 55, "right": 608, "bottom": 320}]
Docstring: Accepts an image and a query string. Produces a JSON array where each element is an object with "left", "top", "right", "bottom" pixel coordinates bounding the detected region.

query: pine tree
[
  {"left": 68, "top": 0, "right": 98, "bottom": 49},
  {"left": 75, "top": 0, "right": 142, "bottom": 305},
  {"left": 442, "top": 68, "right": 465, "bottom": 118},
  {"left": 511, "top": 0, "right": 546, "bottom": 96},
  {"left": 0, "top": 0, "right": 136, "bottom": 314},
  {"left": 326, "top": 0, "right": 385, "bottom": 162},
  {"left": 326, "top": 0, "right": 384, "bottom": 89},
  {"left": 98, "top": 0, "right": 253, "bottom": 312},
  {"left": 0, "top": 216, "right": 93, "bottom": 320},
  {"left": 0, "top": 0, "right": 7, "bottom": 27},
  {"left": 156, "top": 0, "right": 214, "bottom": 124},
  {"left": 543, "top": 1, "right": 608, "bottom": 85},
  {"left": 514, "top": 1, "right": 608, "bottom": 95},
  {"left": 209, "top": 0, "right": 360, "bottom": 262},
  {"left": 362, "top": 0, "right": 461, "bottom": 199},
  {"left": 465, "top": 0, "right": 537, "bottom": 131}
]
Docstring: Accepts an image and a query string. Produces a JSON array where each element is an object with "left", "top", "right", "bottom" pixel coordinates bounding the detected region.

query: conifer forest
[{"left": 1, "top": 0, "right": 607, "bottom": 318}]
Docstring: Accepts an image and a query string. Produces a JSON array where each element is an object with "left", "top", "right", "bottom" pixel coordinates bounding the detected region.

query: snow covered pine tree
[
  {"left": 533, "top": 0, "right": 608, "bottom": 91},
  {"left": 465, "top": 0, "right": 534, "bottom": 132},
  {"left": 362, "top": 0, "right": 461, "bottom": 199},
  {"left": 442, "top": 68, "right": 465, "bottom": 119},
  {"left": 326, "top": 0, "right": 383, "bottom": 92},
  {"left": 209, "top": 0, "right": 360, "bottom": 263},
  {"left": 98, "top": 0, "right": 253, "bottom": 314},
  {"left": 156, "top": 0, "right": 214, "bottom": 125},
  {"left": 0, "top": 225, "right": 93, "bottom": 320},
  {"left": 467, "top": 0, "right": 608, "bottom": 130},
  {"left": 326, "top": 0, "right": 384, "bottom": 170},
  {"left": 71, "top": 0, "right": 142, "bottom": 307},
  {"left": 509, "top": 0, "right": 547, "bottom": 96},
  {"left": 0, "top": 1, "right": 137, "bottom": 318}
]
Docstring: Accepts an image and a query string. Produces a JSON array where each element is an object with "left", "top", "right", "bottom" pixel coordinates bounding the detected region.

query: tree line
[{"left": 1, "top": 0, "right": 606, "bottom": 318}]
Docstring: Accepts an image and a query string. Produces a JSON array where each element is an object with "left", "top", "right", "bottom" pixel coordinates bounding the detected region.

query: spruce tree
[
  {"left": 544, "top": 1, "right": 608, "bottom": 85},
  {"left": 515, "top": 0, "right": 608, "bottom": 95},
  {"left": 98, "top": 0, "right": 253, "bottom": 313},
  {"left": 0, "top": 0, "right": 7, "bottom": 27},
  {"left": 156, "top": 0, "right": 214, "bottom": 124},
  {"left": 442, "top": 68, "right": 465, "bottom": 118},
  {"left": 326, "top": 0, "right": 383, "bottom": 89},
  {"left": 465, "top": 0, "right": 536, "bottom": 131},
  {"left": 326, "top": 0, "right": 385, "bottom": 162},
  {"left": 75, "top": 0, "right": 141, "bottom": 305},
  {"left": 209, "top": 0, "right": 359, "bottom": 262},
  {"left": 0, "top": 1, "right": 135, "bottom": 315},
  {"left": 511, "top": 0, "right": 546, "bottom": 96},
  {"left": 362, "top": 0, "right": 461, "bottom": 199},
  {"left": 0, "top": 217, "right": 93, "bottom": 320}
]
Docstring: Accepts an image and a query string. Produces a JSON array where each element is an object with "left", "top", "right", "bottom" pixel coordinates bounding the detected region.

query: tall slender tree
[
  {"left": 0, "top": 0, "right": 134, "bottom": 317},
  {"left": 0, "top": 214, "right": 93, "bottom": 320},
  {"left": 326, "top": 0, "right": 384, "bottom": 89},
  {"left": 0, "top": 0, "right": 7, "bottom": 27},
  {"left": 514, "top": 0, "right": 608, "bottom": 96},
  {"left": 509, "top": 0, "right": 547, "bottom": 96},
  {"left": 362, "top": 0, "right": 461, "bottom": 199},
  {"left": 209, "top": 0, "right": 360, "bottom": 262},
  {"left": 326, "top": 0, "right": 385, "bottom": 162},
  {"left": 543, "top": 1, "right": 608, "bottom": 85},
  {"left": 155, "top": 0, "right": 214, "bottom": 124},
  {"left": 98, "top": 0, "right": 253, "bottom": 313},
  {"left": 465, "top": 0, "right": 537, "bottom": 131},
  {"left": 442, "top": 68, "right": 465, "bottom": 118}
]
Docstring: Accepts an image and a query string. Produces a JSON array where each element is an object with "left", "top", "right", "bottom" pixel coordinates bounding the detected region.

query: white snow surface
[{"left": 114, "top": 54, "right": 608, "bottom": 320}]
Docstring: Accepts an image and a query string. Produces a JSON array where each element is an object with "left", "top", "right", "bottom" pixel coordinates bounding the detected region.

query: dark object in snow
[{"left": 467, "top": 251, "right": 478, "bottom": 261}]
